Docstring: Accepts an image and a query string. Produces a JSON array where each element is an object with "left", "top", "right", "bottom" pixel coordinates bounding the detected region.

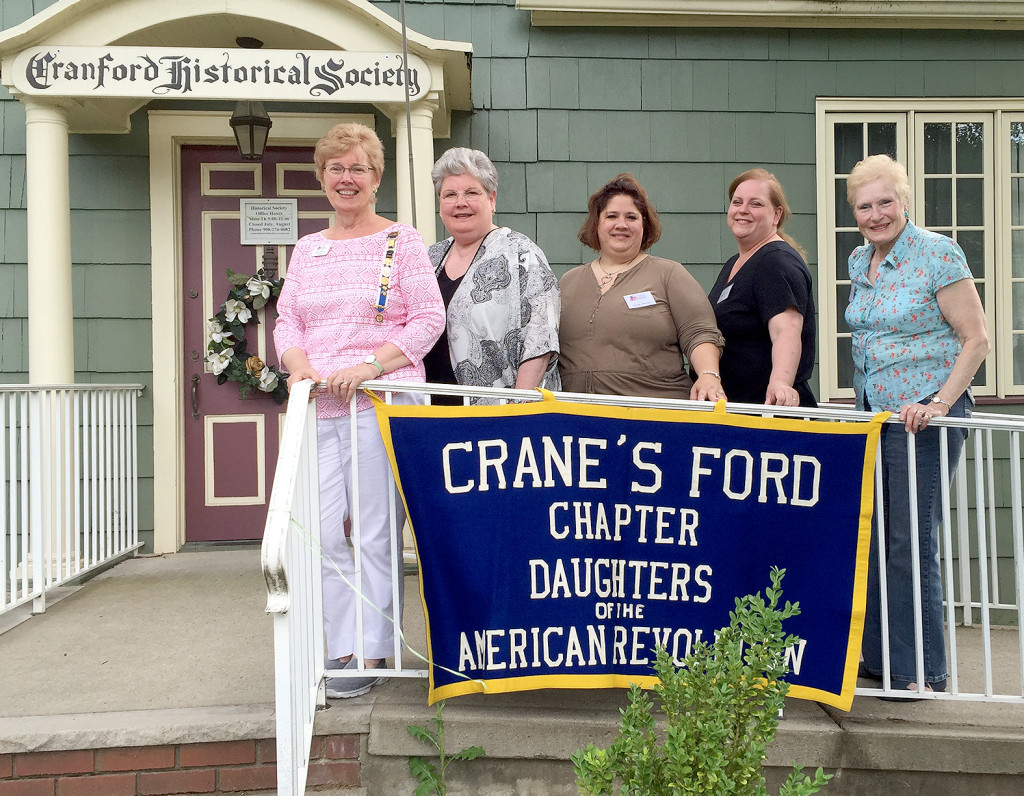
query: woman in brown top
[{"left": 559, "top": 173, "right": 726, "bottom": 400}]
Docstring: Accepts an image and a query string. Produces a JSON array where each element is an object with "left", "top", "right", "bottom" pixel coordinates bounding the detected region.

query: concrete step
[{"left": 314, "top": 676, "right": 1024, "bottom": 795}]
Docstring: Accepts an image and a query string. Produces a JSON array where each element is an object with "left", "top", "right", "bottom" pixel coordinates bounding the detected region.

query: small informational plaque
[{"left": 241, "top": 200, "right": 298, "bottom": 245}]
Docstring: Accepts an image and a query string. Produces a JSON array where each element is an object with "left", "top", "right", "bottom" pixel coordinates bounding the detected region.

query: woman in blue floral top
[{"left": 845, "top": 154, "right": 989, "bottom": 696}]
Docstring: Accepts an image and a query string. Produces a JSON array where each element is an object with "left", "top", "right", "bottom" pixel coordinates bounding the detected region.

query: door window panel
[
  {"left": 924, "top": 177, "right": 952, "bottom": 228},
  {"left": 867, "top": 122, "right": 898, "bottom": 160},
  {"left": 957, "top": 122, "right": 985, "bottom": 174}
]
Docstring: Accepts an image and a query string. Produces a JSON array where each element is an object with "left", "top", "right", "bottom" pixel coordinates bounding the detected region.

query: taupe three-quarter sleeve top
[{"left": 558, "top": 255, "right": 724, "bottom": 398}]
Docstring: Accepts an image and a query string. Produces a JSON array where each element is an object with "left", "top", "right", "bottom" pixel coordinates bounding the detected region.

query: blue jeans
[{"left": 861, "top": 393, "right": 971, "bottom": 690}]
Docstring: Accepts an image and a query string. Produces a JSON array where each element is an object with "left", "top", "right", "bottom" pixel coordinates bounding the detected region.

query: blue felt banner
[{"left": 373, "top": 394, "right": 886, "bottom": 710}]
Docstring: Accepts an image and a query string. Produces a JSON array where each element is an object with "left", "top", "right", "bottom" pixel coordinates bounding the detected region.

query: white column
[
  {"left": 24, "top": 98, "right": 74, "bottom": 383},
  {"left": 391, "top": 95, "right": 439, "bottom": 244}
]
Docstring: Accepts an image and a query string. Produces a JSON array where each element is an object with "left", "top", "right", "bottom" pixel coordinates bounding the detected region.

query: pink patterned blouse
[{"left": 274, "top": 223, "right": 445, "bottom": 417}]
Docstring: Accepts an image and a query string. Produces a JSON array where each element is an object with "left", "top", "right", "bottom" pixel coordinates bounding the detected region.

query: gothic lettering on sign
[{"left": 13, "top": 46, "right": 429, "bottom": 101}]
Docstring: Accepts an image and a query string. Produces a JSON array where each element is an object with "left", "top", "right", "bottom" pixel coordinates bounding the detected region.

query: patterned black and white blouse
[{"left": 427, "top": 226, "right": 561, "bottom": 393}]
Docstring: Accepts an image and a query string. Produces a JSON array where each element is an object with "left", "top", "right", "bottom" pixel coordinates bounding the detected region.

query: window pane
[
  {"left": 957, "top": 230, "right": 985, "bottom": 278},
  {"left": 867, "top": 123, "right": 897, "bottom": 159},
  {"left": 955, "top": 122, "right": 984, "bottom": 174},
  {"left": 924, "top": 123, "right": 952, "bottom": 173},
  {"left": 834, "top": 180, "right": 856, "bottom": 227},
  {"left": 835, "top": 231, "right": 864, "bottom": 278},
  {"left": 1013, "top": 177, "right": 1024, "bottom": 226},
  {"left": 1015, "top": 336, "right": 1024, "bottom": 385},
  {"left": 1013, "top": 230, "right": 1024, "bottom": 278},
  {"left": 1014, "top": 282, "right": 1024, "bottom": 329},
  {"left": 925, "top": 178, "right": 952, "bottom": 227},
  {"left": 834, "top": 124, "right": 863, "bottom": 173},
  {"left": 956, "top": 177, "right": 984, "bottom": 226},
  {"left": 836, "top": 337, "right": 854, "bottom": 390},
  {"left": 975, "top": 287, "right": 987, "bottom": 385},
  {"left": 1012, "top": 123, "right": 1024, "bottom": 173},
  {"left": 835, "top": 283, "right": 851, "bottom": 333}
]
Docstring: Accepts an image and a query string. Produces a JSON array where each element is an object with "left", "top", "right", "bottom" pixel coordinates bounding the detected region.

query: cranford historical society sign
[
  {"left": 11, "top": 46, "right": 429, "bottom": 102},
  {"left": 373, "top": 394, "right": 888, "bottom": 711}
]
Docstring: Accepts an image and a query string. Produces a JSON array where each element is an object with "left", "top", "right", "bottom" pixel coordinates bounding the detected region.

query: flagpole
[{"left": 398, "top": 0, "right": 418, "bottom": 229}]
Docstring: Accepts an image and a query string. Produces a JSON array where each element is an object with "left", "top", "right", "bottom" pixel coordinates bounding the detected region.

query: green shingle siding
[{"left": 5, "top": 1, "right": 1024, "bottom": 557}]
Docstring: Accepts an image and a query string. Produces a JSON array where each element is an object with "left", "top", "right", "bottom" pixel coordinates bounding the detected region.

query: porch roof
[{"left": 0, "top": 0, "right": 472, "bottom": 134}]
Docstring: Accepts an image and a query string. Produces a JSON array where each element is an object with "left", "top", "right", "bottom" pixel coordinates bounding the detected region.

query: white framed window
[{"left": 815, "top": 100, "right": 1024, "bottom": 402}]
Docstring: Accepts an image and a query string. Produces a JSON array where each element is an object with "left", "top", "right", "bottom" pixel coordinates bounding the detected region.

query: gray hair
[{"left": 431, "top": 147, "right": 499, "bottom": 195}]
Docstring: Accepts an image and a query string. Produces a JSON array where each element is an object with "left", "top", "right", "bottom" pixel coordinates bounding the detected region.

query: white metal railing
[
  {"left": 262, "top": 382, "right": 1024, "bottom": 791},
  {"left": 1, "top": 384, "right": 144, "bottom": 617},
  {"left": 261, "top": 380, "right": 323, "bottom": 796}
]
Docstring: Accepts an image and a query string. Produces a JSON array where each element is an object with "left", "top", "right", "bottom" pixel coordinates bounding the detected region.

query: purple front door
[{"left": 181, "top": 145, "right": 333, "bottom": 542}]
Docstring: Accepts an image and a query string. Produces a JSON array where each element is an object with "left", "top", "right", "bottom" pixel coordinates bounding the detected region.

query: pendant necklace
[{"left": 595, "top": 254, "right": 642, "bottom": 287}]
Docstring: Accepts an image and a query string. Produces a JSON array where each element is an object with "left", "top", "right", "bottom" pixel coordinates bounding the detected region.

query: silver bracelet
[
  {"left": 931, "top": 396, "right": 952, "bottom": 414},
  {"left": 698, "top": 370, "right": 721, "bottom": 380}
]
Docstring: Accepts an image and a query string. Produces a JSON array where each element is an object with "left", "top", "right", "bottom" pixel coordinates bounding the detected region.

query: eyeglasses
[
  {"left": 325, "top": 164, "right": 373, "bottom": 177},
  {"left": 439, "top": 188, "right": 488, "bottom": 203}
]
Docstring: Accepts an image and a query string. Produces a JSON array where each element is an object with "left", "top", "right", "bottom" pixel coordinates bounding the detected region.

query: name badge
[
  {"left": 624, "top": 291, "right": 656, "bottom": 309},
  {"left": 312, "top": 243, "right": 331, "bottom": 257},
  {"left": 717, "top": 284, "right": 733, "bottom": 303}
]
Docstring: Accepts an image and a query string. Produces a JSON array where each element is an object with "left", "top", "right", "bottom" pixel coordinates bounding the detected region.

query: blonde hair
[
  {"left": 846, "top": 154, "right": 911, "bottom": 209},
  {"left": 728, "top": 168, "right": 807, "bottom": 261},
  {"left": 313, "top": 123, "right": 384, "bottom": 183}
]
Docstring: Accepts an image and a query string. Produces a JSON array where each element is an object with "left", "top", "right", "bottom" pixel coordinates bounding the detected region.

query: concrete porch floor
[{"left": 2, "top": 549, "right": 1024, "bottom": 795}]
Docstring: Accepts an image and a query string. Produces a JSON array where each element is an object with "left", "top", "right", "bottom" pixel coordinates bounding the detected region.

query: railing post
[{"left": 28, "top": 390, "right": 46, "bottom": 614}]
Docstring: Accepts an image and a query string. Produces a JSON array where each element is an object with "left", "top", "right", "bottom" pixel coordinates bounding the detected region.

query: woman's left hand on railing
[{"left": 324, "top": 363, "right": 377, "bottom": 404}]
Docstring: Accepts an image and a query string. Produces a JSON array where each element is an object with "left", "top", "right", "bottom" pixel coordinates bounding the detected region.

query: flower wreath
[{"left": 206, "top": 269, "right": 289, "bottom": 404}]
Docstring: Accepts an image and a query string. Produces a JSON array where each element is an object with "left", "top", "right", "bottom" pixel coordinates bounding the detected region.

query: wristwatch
[{"left": 363, "top": 354, "right": 385, "bottom": 376}]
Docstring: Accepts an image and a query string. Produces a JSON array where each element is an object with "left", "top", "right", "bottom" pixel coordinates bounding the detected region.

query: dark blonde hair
[
  {"left": 846, "top": 154, "right": 911, "bottom": 210},
  {"left": 728, "top": 168, "right": 807, "bottom": 261},
  {"left": 313, "top": 123, "right": 384, "bottom": 183},
  {"left": 578, "top": 173, "right": 662, "bottom": 252}
]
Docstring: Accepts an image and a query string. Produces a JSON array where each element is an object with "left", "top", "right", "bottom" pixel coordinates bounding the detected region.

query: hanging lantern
[{"left": 229, "top": 100, "right": 273, "bottom": 161}]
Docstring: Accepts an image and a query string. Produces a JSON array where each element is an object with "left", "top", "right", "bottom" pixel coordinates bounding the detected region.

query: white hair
[{"left": 431, "top": 147, "right": 498, "bottom": 194}]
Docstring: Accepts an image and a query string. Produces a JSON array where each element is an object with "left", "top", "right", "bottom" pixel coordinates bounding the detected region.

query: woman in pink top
[{"left": 274, "top": 123, "right": 444, "bottom": 698}]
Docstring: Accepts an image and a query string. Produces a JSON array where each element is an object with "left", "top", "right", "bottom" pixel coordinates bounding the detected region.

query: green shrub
[{"left": 572, "top": 567, "right": 831, "bottom": 796}]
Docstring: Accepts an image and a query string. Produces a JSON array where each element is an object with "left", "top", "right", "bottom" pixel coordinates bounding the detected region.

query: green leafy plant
[
  {"left": 573, "top": 567, "right": 832, "bottom": 796},
  {"left": 407, "top": 699, "right": 485, "bottom": 795}
]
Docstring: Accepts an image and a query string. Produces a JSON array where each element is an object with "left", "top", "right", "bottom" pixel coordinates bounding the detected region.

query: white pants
[{"left": 317, "top": 395, "right": 416, "bottom": 660}]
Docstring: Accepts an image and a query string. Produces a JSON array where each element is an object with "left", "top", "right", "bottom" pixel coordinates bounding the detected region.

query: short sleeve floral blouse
[{"left": 844, "top": 220, "right": 974, "bottom": 412}]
